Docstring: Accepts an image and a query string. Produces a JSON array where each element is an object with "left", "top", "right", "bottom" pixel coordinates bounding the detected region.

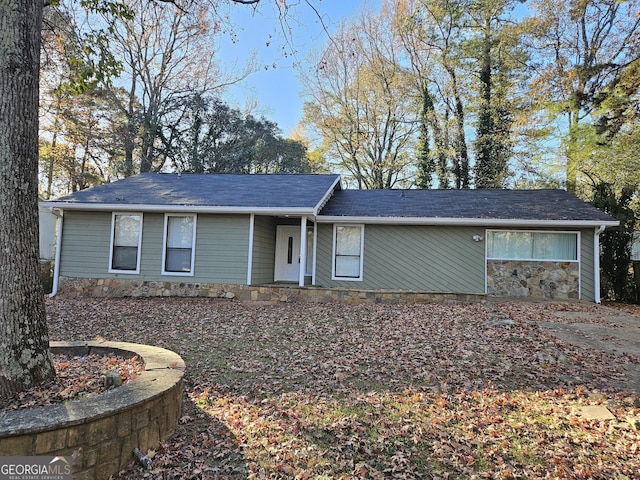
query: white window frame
[
  {"left": 161, "top": 213, "right": 197, "bottom": 276},
  {"left": 108, "top": 212, "right": 143, "bottom": 274},
  {"left": 486, "top": 229, "right": 581, "bottom": 262},
  {"left": 332, "top": 224, "right": 364, "bottom": 281}
]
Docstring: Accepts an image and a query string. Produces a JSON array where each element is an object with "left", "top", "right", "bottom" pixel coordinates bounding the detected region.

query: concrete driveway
[{"left": 537, "top": 305, "right": 640, "bottom": 392}]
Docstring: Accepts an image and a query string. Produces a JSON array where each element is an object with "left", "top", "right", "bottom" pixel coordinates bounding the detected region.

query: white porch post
[
  {"left": 311, "top": 222, "right": 317, "bottom": 286},
  {"left": 299, "top": 216, "right": 307, "bottom": 286},
  {"left": 247, "top": 214, "right": 255, "bottom": 285}
]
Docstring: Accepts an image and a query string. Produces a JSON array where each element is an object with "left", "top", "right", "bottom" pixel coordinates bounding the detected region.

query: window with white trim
[
  {"left": 487, "top": 230, "right": 578, "bottom": 261},
  {"left": 162, "top": 214, "right": 196, "bottom": 275},
  {"left": 332, "top": 224, "right": 364, "bottom": 280},
  {"left": 109, "top": 213, "right": 142, "bottom": 273}
]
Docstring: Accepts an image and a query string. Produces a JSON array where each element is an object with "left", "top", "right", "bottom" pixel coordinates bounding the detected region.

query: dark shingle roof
[
  {"left": 48, "top": 173, "right": 341, "bottom": 210},
  {"left": 319, "top": 189, "right": 617, "bottom": 223},
  {"left": 45, "top": 174, "right": 617, "bottom": 225}
]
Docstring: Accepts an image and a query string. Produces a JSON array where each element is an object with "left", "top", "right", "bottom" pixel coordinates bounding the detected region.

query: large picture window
[
  {"left": 332, "top": 224, "right": 364, "bottom": 280},
  {"left": 162, "top": 214, "right": 196, "bottom": 275},
  {"left": 487, "top": 230, "right": 578, "bottom": 261},
  {"left": 109, "top": 213, "right": 142, "bottom": 273}
]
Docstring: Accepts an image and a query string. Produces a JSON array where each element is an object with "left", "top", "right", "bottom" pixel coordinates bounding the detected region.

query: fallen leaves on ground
[
  {"left": 45, "top": 297, "right": 640, "bottom": 479},
  {"left": 1, "top": 353, "right": 144, "bottom": 411}
]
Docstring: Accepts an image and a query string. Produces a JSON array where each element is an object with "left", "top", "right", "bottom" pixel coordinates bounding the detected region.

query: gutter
[
  {"left": 316, "top": 215, "right": 620, "bottom": 229},
  {"left": 49, "top": 209, "right": 64, "bottom": 298},
  {"left": 593, "top": 224, "right": 607, "bottom": 304},
  {"left": 39, "top": 202, "right": 318, "bottom": 219}
]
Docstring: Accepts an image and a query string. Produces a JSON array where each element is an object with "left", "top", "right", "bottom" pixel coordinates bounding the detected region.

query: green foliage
[
  {"left": 567, "top": 120, "right": 640, "bottom": 194},
  {"left": 41, "top": 0, "right": 639, "bottom": 193},
  {"left": 464, "top": 0, "right": 521, "bottom": 189},
  {"left": 42, "top": 0, "right": 249, "bottom": 184},
  {"left": 415, "top": 133, "right": 434, "bottom": 188},
  {"left": 524, "top": 0, "right": 640, "bottom": 191},
  {"left": 39, "top": 84, "right": 126, "bottom": 196},
  {"left": 415, "top": 87, "right": 435, "bottom": 189},
  {"left": 78, "top": 0, "right": 134, "bottom": 20},
  {"left": 175, "top": 97, "right": 312, "bottom": 174},
  {"left": 591, "top": 183, "right": 637, "bottom": 302},
  {"left": 395, "top": 0, "right": 470, "bottom": 189},
  {"left": 594, "top": 60, "right": 640, "bottom": 140},
  {"left": 45, "top": 1, "right": 134, "bottom": 94},
  {"left": 474, "top": 100, "right": 513, "bottom": 188}
]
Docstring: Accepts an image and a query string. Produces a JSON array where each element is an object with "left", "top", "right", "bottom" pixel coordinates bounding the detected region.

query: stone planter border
[{"left": 0, "top": 341, "right": 185, "bottom": 480}]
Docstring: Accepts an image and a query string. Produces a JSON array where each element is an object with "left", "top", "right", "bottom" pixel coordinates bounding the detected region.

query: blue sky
[{"left": 218, "top": 1, "right": 376, "bottom": 135}]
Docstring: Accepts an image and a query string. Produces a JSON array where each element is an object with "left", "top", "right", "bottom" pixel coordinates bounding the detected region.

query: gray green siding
[
  {"left": 60, "top": 211, "right": 250, "bottom": 284},
  {"left": 59, "top": 211, "right": 600, "bottom": 301},
  {"left": 251, "top": 215, "right": 276, "bottom": 284},
  {"left": 315, "top": 224, "right": 486, "bottom": 293},
  {"left": 59, "top": 211, "right": 112, "bottom": 278},
  {"left": 580, "top": 228, "right": 595, "bottom": 302}
]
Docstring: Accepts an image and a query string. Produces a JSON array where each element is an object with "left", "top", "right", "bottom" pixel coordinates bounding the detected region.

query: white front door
[{"left": 274, "top": 226, "right": 301, "bottom": 282}]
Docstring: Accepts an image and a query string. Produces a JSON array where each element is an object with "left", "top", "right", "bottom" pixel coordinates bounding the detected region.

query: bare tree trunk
[
  {"left": 445, "top": 66, "right": 469, "bottom": 189},
  {"left": 566, "top": 109, "right": 579, "bottom": 193},
  {"left": 124, "top": 85, "right": 137, "bottom": 177},
  {"left": 0, "top": 0, "right": 55, "bottom": 401},
  {"left": 46, "top": 92, "right": 63, "bottom": 198}
]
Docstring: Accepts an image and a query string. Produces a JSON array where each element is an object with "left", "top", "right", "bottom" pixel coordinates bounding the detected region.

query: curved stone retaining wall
[{"left": 0, "top": 342, "right": 185, "bottom": 480}]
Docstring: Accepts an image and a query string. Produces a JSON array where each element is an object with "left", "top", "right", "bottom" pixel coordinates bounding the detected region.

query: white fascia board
[
  {"left": 40, "top": 202, "right": 317, "bottom": 217},
  {"left": 313, "top": 176, "right": 342, "bottom": 216},
  {"left": 316, "top": 215, "right": 620, "bottom": 228}
]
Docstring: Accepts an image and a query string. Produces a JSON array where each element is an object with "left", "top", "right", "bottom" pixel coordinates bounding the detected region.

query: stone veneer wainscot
[
  {"left": 55, "top": 276, "right": 483, "bottom": 304},
  {"left": 487, "top": 260, "right": 580, "bottom": 299}
]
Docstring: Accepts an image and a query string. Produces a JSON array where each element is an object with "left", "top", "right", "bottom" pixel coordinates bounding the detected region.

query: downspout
[
  {"left": 49, "top": 209, "right": 64, "bottom": 297},
  {"left": 594, "top": 225, "right": 606, "bottom": 304}
]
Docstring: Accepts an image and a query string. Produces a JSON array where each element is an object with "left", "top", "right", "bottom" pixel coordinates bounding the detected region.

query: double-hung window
[
  {"left": 109, "top": 213, "right": 143, "bottom": 273},
  {"left": 332, "top": 224, "right": 364, "bottom": 281},
  {"left": 162, "top": 214, "right": 197, "bottom": 275},
  {"left": 487, "top": 230, "right": 579, "bottom": 262}
]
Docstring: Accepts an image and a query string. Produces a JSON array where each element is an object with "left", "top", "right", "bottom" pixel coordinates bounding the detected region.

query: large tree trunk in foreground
[{"left": 0, "top": 0, "right": 55, "bottom": 402}]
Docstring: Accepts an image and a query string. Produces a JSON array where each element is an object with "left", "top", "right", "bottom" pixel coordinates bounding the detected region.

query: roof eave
[
  {"left": 41, "top": 202, "right": 317, "bottom": 217},
  {"left": 312, "top": 176, "right": 342, "bottom": 216},
  {"left": 316, "top": 215, "right": 620, "bottom": 228}
]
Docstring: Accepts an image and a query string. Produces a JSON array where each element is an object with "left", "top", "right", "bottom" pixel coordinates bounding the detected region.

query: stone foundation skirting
[
  {"left": 0, "top": 341, "right": 185, "bottom": 480},
  {"left": 487, "top": 260, "right": 580, "bottom": 300},
  {"left": 56, "top": 276, "right": 483, "bottom": 304}
]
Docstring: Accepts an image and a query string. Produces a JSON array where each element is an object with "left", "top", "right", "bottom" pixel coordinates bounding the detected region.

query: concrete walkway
[{"left": 537, "top": 306, "right": 640, "bottom": 392}]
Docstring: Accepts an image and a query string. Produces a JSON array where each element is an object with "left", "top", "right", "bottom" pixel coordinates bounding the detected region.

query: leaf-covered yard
[{"left": 46, "top": 297, "right": 640, "bottom": 479}]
